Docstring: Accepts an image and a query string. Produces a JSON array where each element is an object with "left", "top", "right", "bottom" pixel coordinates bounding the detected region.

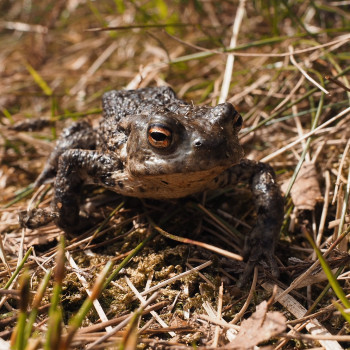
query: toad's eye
[
  {"left": 147, "top": 124, "right": 172, "bottom": 149},
  {"left": 233, "top": 113, "right": 243, "bottom": 130}
]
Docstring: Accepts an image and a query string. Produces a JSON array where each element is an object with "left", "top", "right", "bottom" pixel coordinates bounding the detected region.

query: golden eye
[{"left": 147, "top": 124, "right": 172, "bottom": 148}]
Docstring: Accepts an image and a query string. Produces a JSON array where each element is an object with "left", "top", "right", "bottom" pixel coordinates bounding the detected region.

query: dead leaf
[
  {"left": 282, "top": 161, "right": 323, "bottom": 210},
  {"left": 224, "top": 300, "right": 286, "bottom": 349}
]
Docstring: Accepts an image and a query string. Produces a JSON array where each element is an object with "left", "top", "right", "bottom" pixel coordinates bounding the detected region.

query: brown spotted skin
[{"left": 34, "top": 86, "right": 283, "bottom": 284}]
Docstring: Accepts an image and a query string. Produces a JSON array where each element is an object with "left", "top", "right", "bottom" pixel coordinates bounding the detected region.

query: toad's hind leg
[
  {"left": 53, "top": 149, "right": 121, "bottom": 232},
  {"left": 35, "top": 120, "right": 97, "bottom": 186}
]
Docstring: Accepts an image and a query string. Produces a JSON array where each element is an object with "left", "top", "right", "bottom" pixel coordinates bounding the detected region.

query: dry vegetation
[{"left": 1, "top": 0, "right": 350, "bottom": 349}]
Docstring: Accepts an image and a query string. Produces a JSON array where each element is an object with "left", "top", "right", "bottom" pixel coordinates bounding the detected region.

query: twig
[
  {"left": 219, "top": 0, "right": 246, "bottom": 103},
  {"left": 152, "top": 219, "right": 243, "bottom": 261},
  {"left": 230, "top": 267, "right": 258, "bottom": 324},
  {"left": 263, "top": 282, "right": 343, "bottom": 350},
  {"left": 332, "top": 138, "right": 350, "bottom": 204},
  {"left": 261, "top": 106, "right": 350, "bottom": 162},
  {"left": 85, "top": 292, "right": 159, "bottom": 349},
  {"left": 139, "top": 261, "right": 212, "bottom": 297},
  {"left": 315, "top": 171, "right": 331, "bottom": 248},
  {"left": 274, "top": 227, "right": 350, "bottom": 302},
  {"left": 169, "top": 33, "right": 350, "bottom": 62},
  {"left": 69, "top": 41, "right": 118, "bottom": 95},
  {"left": 271, "top": 76, "right": 305, "bottom": 113},
  {"left": 66, "top": 251, "right": 112, "bottom": 332},
  {"left": 212, "top": 282, "right": 224, "bottom": 347},
  {"left": 125, "top": 276, "right": 175, "bottom": 337},
  {"left": 289, "top": 45, "right": 329, "bottom": 94}
]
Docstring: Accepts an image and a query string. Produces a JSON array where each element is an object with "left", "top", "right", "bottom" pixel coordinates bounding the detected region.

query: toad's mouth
[{"left": 127, "top": 143, "right": 244, "bottom": 178}]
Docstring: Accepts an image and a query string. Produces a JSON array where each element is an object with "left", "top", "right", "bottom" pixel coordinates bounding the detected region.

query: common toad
[{"left": 29, "top": 86, "right": 284, "bottom": 283}]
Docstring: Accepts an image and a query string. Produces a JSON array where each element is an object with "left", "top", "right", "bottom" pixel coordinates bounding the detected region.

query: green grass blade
[
  {"left": 13, "top": 270, "right": 30, "bottom": 350},
  {"left": 305, "top": 229, "right": 350, "bottom": 311},
  {"left": 2, "top": 186, "right": 34, "bottom": 209},
  {"left": 4, "top": 248, "right": 32, "bottom": 289},
  {"left": 332, "top": 300, "right": 350, "bottom": 323},
  {"left": 45, "top": 237, "right": 65, "bottom": 350},
  {"left": 25, "top": 63, "right": 53, "bottom": 96},
  {"left": 306, "top": 266, "right": 344, "bottom": 315},
  {"left": 25, "top": 269, "right": 52, "bottom": 340}
]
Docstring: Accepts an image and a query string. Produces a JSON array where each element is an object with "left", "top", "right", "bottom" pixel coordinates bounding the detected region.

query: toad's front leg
[
  {"left": 213, "top": 159, "right": 284, "bottom": 285},
  {"left": 53, "top": 149, "right": 122, "bottom": 232}
]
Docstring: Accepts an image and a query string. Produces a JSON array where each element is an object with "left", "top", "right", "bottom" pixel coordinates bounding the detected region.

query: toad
[{"left": 26, "top": 86, "right": 284, "bottom": 283}]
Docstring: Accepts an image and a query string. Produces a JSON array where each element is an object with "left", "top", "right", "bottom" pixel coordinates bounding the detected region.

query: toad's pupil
[{"left": 151, "top": 132, "right": 167, "bottom": 141}]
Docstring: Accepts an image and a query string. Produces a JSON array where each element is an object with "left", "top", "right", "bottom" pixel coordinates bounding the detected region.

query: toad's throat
[{"left": 109, "top": 167, "right": 228, "bottom": 199}]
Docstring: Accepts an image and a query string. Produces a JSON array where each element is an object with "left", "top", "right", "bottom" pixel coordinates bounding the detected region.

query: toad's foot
[
  {"left": 19, "top": 206, "right": 102, "bottom": 234},
  {"left": 237, "top": 224, "right": 280, "bottom": 287},
  {"left": 19, "top": 208, "right": 57, "bottom": 229}
]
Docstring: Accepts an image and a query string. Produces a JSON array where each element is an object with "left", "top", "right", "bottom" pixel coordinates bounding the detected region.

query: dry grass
[{"left": 1, "top": 0, "right": 350, "bottom": 349}]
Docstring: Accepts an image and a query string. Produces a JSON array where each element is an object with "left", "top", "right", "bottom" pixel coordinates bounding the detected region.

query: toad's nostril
[{"left": 194, "top": 139, "right": 202, "bottom": 147}]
